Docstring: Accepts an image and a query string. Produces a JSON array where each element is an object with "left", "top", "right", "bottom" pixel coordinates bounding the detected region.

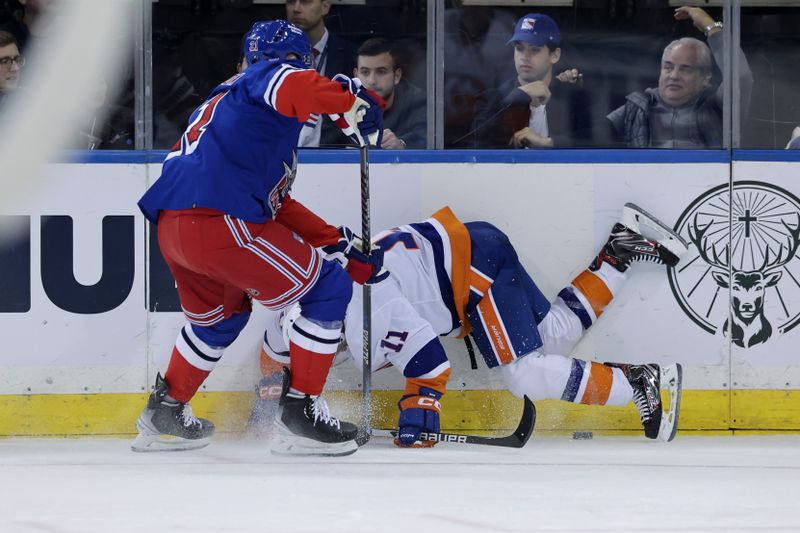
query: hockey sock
[
  {"left": 288, "top": 344, "right": 335, "bottom": 397},
  {"left": 561, "top": 262, "right": 627, "bottom": 327},
  {"left": 588, "top": 261, "right": 627, "bottom": 296},
  {"left": 561, "top": 359, "right": 633, "bottom": 406},
  {"left": 260, "top": 348, "right": 285, "bottom": 377},
  {"left": 164, "top": 348, "right": 212, "bottom": 404},
  {"left": 287, "top": 315, "right": 341, "bottom": 396},
  {"left": 164, "top": 325, "right": 223, "bottom": 403},
  {"left": 605, "top": 365, "right": 633, "bottom": 405}
]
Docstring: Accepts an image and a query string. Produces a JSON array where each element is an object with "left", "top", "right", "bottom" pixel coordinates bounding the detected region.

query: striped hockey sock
[
  {"left": 561, "top": 360, "right": 632, "bottom": 406},
  {"left": 287, "top": 315, "right": 342, "bottom": 396},
  {"left": 163, "top": 325, "right": 223, "bottom": 403},
  {"left": 558, "top": 262, "right": 627, "bottom": 330}
]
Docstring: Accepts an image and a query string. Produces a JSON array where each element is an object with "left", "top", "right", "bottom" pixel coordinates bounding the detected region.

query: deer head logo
[
  {"left": 668, "top": 182, "right": 800, "bottom": 348},
  {"left": 688, "top": 214, "right": 800, "bottom": 348}
]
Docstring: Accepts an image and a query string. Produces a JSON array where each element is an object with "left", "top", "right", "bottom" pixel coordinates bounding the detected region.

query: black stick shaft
[{"left": 358, "top": 144, "right": 372, "bottom": 444}]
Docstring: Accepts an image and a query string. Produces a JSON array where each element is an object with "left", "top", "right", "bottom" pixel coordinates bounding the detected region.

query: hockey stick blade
[{"left": 375, "top": 396, "right": 536, "bottom": 448}]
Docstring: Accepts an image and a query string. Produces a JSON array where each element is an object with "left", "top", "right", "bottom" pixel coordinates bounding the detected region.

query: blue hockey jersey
[{"left": 138, "top": 59, "right": 357, "bottom": 225}]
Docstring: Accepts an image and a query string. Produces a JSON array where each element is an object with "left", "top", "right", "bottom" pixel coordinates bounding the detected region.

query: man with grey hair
[{"left": 607, "top": 6, "right": 753, "bottom": 148}]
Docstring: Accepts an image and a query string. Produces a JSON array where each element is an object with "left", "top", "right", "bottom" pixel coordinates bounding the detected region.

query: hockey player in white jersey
[{"left": 256, "top": 203, "right": 687, "bottom": 446}]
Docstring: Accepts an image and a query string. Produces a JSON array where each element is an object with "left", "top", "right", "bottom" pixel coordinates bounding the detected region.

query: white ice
[{"left": 1, "top": 435, "right": 799, "bottom": 532}]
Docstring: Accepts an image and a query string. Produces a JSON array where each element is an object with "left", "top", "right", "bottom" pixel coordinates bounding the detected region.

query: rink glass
[{"left": 2, "top": 1, "right": 793, "bottom": 151}]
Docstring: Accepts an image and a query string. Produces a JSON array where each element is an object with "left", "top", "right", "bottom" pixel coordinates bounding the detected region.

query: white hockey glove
[{"left": 329, "top": 74, "right": 385, "bottom": 147}]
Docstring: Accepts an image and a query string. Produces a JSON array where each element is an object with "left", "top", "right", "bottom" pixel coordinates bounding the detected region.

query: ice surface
[{"left": 1, "top": 435, "right": 799, "bottom": 532}]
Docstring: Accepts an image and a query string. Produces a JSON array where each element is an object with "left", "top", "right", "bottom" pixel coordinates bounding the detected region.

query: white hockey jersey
[{"left": 343, "top": 207, "right": 472, "bottom": 376}]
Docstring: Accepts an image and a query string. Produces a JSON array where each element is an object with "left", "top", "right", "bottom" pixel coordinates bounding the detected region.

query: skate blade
[
  {"left": 658, "top": 363, "right": 683, "bottom": 443},
  {"left": 130, "top": 431, "right": 211, "bottom": 452},
  {"left": 270, "top": 424, "right": 358, "bottom": 457},
  {"left": 130, "top": 417, "right": 211, "bottom": 452},
  {"left": 623, "top": 203, "right": 688, "bottom": 259},
  {"left": 270, "top": 435, "right": 358, "bottom": 457}
]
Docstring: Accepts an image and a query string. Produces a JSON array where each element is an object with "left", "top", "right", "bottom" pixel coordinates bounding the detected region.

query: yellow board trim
[{"left": 0, "top": 389, "right": 798, "bottom": 436}]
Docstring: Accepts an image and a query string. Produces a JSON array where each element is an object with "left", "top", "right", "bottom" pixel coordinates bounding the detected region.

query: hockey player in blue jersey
[
  {"left": 132, "top": 20, "right": 387, "bottom": 457},
  {"left": 256, "top": 204, "right": 688, "bottom": 446}
]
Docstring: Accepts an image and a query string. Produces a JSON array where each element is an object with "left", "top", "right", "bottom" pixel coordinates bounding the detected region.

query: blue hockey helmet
[{"left": 243, "top": 20, "right": 313, "bottom": 68}]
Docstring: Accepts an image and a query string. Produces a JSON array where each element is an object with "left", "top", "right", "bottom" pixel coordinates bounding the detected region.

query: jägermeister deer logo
[{"left": 669, "top": 182, "right": 800, "bottom": 348}]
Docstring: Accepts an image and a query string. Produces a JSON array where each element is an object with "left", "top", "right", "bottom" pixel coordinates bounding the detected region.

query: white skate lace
[
  {"left": 311, "top": 397, "right": 341, "bottom": 429},
  {"left": 623, "top": 234, "right": 664, "bottom": 264},
  {"left": 631, "top": 389, "right": 653, "bottom": 423},
  {"left": 631, "top": 254, "right": 662, "bottom": 264},
  {"left": 180, "top": 404, "right": 202, "bottom": 428},
  {"left": 631, "top": 367, "right": 660, "bottom": 423}
]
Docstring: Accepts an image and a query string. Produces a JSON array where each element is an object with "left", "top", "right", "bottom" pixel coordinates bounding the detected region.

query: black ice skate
[
  {"left": 610, "top": 363, "right": 682, "bottom": 442},
  {"left": 592, "top": 203, "right": 688, "bottom": 273},
  {"left": 131, "top": 373, "right": 215, "bottom": 452},
  {"left": 271, "top": 368, "right": 359, "bottom": 457}
]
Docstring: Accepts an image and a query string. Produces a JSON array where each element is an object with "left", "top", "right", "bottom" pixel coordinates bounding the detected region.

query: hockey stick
[
  {"left": 327, "top": 111, "right": 375, "bottom": 447},
  {"left": 373, "top": 396, "right": 536, "bottom": 448},
  {"left": 356, "top": 143, "right": 373, "bottom": 447}
]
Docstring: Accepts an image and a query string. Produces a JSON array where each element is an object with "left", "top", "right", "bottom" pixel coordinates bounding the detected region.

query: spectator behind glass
[
  {"left": 0, "top": 30, "right": 22, "bottom": 107},
  {"left": 286, "top": 0, "right": 356, "bottom": 147},
  {"left": 466, "top": 13, "right": 593, "bottom": 148},
  {"left": 354, "top": 37, "right": 425, "bottom": 149},
  {"left": 443, "top": 3, "right": 517, "bottom": 147},
  {"left": 71, "top": 71, "right": 133, "bottom": 150},
  {"left": 0, "top": 0, "right": 53, "bottom": 53},
  {"left": 607, "top": 6, "right": 753, "bottom": 149}
]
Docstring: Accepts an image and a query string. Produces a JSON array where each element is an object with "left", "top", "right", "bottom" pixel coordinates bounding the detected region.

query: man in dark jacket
[
  {"left": 606, "top": 6, "right": 753, "bottom": 148},
  {"left": 353, "top": 37, "right": 426, "bottom": 149},
  {"left": 467, "top": 13, "right": 594, "bottom": 149},
  {"left": 286, "top": 0, "right": 357, "bottom": 147}
]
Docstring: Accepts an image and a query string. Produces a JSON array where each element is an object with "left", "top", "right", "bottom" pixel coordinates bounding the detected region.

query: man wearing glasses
[{"left": 0, "top": 31, "right": 23, "bottom": 106}]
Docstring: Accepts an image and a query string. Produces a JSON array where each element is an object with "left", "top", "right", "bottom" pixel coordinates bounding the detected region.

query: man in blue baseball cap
[
  {"left": 508, "top": 13, "right": 561, "bottom": 45},
  {"left": 467, "top": 13, "right": 593, "bottom": 149},
  {"left": 508, "top": 13, "right": 561, "bottom": 87}
]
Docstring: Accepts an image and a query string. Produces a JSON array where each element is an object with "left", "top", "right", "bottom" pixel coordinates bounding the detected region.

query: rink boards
[{"left": 2, "top": 149, "right": 800, "bottom": 435}]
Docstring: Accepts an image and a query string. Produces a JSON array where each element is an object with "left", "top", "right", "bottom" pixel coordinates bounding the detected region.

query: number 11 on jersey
[{"left": 380, "top": 330, "right": 409, "bottom": 352}]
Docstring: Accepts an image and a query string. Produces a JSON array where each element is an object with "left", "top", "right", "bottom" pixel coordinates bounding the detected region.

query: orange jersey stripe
[
  {"left": 571, "top": 270, "right": 613, "bottom": 318},
  {"left": 404, "top": 368, "right": 452, "bottom": 397},
  {"left": 469, "top": 268, "right": 492, "bottom": 296},
  {"left": 580, "top": 362, "right": 613, "bottom": 405},
  {"left": 430, "top": 206, "right": 472, "bottom": 337},
  {"left": 477, "top": 296, "right": 515, "bottom": 365}
]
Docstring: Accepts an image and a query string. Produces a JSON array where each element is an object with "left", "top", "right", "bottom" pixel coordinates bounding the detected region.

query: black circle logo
[{"left": 669, "top": 181, "right": 800, "bottom": 348}]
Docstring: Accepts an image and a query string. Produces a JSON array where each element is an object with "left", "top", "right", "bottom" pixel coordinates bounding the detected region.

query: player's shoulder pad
[
  {"left": 244, "top": 57, "right": 310, "bottom": 82},
  {"left": 254, "top": 60, "right": 317, "bottom": 111},
  {"left": 221, "top": 72, "right": 246, "bottom": 87}
]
